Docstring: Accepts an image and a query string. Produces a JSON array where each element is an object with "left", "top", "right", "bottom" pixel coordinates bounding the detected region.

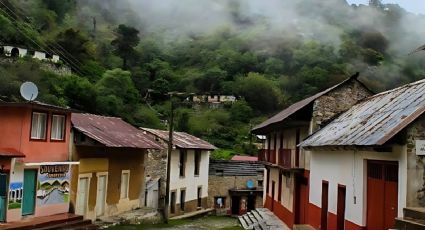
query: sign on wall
[
  {"left": 416, "top": 140, "right": 425, "bottom": 155},
  {"left": 36, "top": 164, "right": 70, "bottom": 206}
]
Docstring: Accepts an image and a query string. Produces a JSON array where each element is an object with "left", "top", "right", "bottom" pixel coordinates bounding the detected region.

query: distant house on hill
[
  {"left": 141, "top": 128, "right": 216, "bottom": 217},
  {"left": 1, "top": 45, "right": 60, "bottom": 63}
]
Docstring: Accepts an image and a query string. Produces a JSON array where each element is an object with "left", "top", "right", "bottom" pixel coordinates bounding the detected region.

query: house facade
[
  {"left": 0, "top": 101, "right": 74, "bottom": 222},
  {"left": 300, "top": 79, "right": 425, "bottom": 230},
  {"left": 208, "top": 159, "right": 264, "bottom": 216},
  {"left": 251, "top": 74, "right": 372, "bottom": 229},
  {"left": 142, "top": 128, "right": 216, "bottom": 217},
  {"left": 69, "top": 113, "right": 162, "bottom": 221}
]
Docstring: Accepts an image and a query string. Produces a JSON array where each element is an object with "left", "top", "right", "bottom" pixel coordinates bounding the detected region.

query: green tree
[
  {"left": 55, "top": 28, "right": 92, "bottom": 64},
  {"left": 111, "top": 24, "right": 140, "bottom": 69}
]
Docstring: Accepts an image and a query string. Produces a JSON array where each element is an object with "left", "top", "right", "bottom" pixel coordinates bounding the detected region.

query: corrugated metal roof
[
  {"left": 141, "top": 128, "right": 216, "bottom": 150},
  {"left": 209, "top": 160, "right": 264, "bottom": 176},
  {"left": 0, "top": 148, "right": 25, "bottom": 157},
  {"left": 71, "top": 113, "right": 162, "bottom": 149},
  {"left": 231, "top": 155, "right": 258, "bottom": 161},
  {"left": 301, "top": 79, "right": 425, "bottom": 147},
  {"left": 251, "top": 74, "right": 368, "bottom": 134}
]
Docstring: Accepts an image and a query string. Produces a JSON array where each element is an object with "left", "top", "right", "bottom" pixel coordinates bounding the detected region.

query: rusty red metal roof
[
  {"left": 252, "top": 73, "right": 369, "bottom": 134},
  {"left": 301, "top": 79, "right": 425, "bottom": 147},
  {"left": 0, "top": 148, "right": 25, "bottom": 157},
  {"left": 231, "top": 155, "right": 258, "bottom": 161},
  {"left": 71, "top": 113, "right": 162, "bottom": 149},
  {"left": 141, "top": 128, "right": 217, "bottom": 150}
]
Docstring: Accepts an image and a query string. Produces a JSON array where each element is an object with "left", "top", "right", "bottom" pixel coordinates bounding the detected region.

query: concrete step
[
  {"left": 396, "top": 217, "right": 425, "bottom": 230},
  {"left": 243, "top": 214, "right": 254, "bottom": 226},
  {"left": 404, "top": 207, "right": 425, "bottom": 220},
  {"left": 35, "top": 219, "right": 95, "bottom": 230},
  {"left": 259, "top": 221, "right": 267, "bottom": 230},
  {"left": 3, "top": 214, "right": 84, "bottom": 230},
  {"left": 251, "top": 210, "right": 263, "bottom": 222},
  {"left": 239, "top": 216, "right": 249, "bottom": 229}
]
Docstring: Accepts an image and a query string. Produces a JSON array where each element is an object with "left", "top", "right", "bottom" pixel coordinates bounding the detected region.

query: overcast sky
[{"left": 346, "top": 0, "right": 425, "bottom": 14}]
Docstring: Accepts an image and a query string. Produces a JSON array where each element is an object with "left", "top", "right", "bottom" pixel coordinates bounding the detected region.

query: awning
[{"left": 0, "top": 148, "right": 25, "bottom": 158}]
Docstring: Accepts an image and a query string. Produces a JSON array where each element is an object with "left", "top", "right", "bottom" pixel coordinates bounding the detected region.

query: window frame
[
  {"left": 194, "top": 150, "right": 201, "bottom": 176},
  {"left": 120, "top": 170, "right": 130, "bottom": 199},
  {"left": 30, "top": 111, "right": 48, "bottom": 141},
  {"left": 50, "top": 114, "right": 66, "bottom": 142}
]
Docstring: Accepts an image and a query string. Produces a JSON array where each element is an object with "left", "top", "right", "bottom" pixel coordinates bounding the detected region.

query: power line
[{"left": 0, "top": 1, "right": 87, "bottom": 76}]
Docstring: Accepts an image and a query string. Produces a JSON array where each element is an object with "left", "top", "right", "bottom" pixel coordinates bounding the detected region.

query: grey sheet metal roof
[
  {"left": 300, "top": 79, "right": 425, "bottom": 147},
  {"left": 141, "top": 128, "right": 216, "bottom": 150},
  {"left": 72, "top": 113, "right": 162, "bottom": 149},
  {"left": 209, "top": 160, "right": 264, "bottom": 176},
  {"left": 251, "top": 73, "right": 368, "bottom": 134}
]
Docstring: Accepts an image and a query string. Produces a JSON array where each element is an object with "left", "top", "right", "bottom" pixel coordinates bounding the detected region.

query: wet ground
[{"left": 108, "top": 215, "right": 243, "bottom": 230}]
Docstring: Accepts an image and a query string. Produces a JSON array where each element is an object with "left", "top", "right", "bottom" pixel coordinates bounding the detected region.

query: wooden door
[
  {"left": 321, "top": 181, "right": 329, "bottom": 230},
  {"left": 76, "top": 177, "right": 89, "bottom": 216},
  {"left": 0, "top": 173, "right": 7, "bottom": 222},
  {"left": 337, "top": 185, "right": 346, "bottom": 230},
  {"left": 22, "top": 170, "right": 37, "bottom": 216},
  {"left": 296, "top": 176, "right": 309, "bottom": 224},
  {"left": 366, "top": 161, "right": 398, "bottom": 230},
  {"left": 96, "top": 175, "right": 107, "bottom": 216}
]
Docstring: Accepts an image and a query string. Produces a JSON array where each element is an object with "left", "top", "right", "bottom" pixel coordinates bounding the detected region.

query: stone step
[
  {"left": 252, "top": 210, "right": 263, "bottom": 222},
  {"left": 395, "top": 217, "right": 425, "bottom": 230},
  {"left": 238, "top": 216, "right": 249, "bottom": 229},
  {"left": 243, "top": 214, "right": 254, "bottom": 226},
  {"left": 248, "top": 213, "right": 256, "bottom": 223},
  {"left": 404, "top": 207, "right": 425, "bottom": 220}
]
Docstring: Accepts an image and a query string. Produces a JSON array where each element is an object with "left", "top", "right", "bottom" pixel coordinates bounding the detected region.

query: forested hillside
[{"left": 1, "top": 0, "right": 425, "bottom": 157}]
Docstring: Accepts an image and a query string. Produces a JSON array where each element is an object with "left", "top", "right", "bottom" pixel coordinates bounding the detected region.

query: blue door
[
  {"left": 22, "top": 170, "right": 37, "bottom": 216},
  {"left": 0, "top": 173, "right": 7, "bottom": 222}
]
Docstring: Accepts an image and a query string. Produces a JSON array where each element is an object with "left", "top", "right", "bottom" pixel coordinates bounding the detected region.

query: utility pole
[{"left": 164, "top": 93, "right": 174, "bottom": 224}]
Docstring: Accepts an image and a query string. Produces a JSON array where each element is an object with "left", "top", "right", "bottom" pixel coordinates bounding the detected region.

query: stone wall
[
  {"left": 145, "top": 147, "right": 167, "bottom": 205},
  {"left": 405, "top": 115, "right": 425, "bottom": 207},
  {"left": 208, "top": 174, "right": 263, "bottom": 214},
  {"left": 311, "top": 79, "right": 372, "bottom": 132}
]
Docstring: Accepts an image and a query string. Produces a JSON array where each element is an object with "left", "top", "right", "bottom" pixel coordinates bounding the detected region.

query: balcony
[{"left": 258, "top": 148, "right": 302, "bottom": 170}]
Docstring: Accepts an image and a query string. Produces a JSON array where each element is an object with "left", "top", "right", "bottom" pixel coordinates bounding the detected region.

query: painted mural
[
  {"left": 36, "top": 165, "right": 70, "bottom": 206},
  {"left": 8, "top": 182, "right": 23, "bottom": 209}
]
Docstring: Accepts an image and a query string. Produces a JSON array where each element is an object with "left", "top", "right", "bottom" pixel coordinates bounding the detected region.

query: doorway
[
  {"left": 295, "top": 176, "right": 309, "bottom": 224},
  {"left": 96, "top": 174, "right": 107, "bottom": 217},
  {"left": 271, "top": 181, "right": 275, "bottom": 211},
  {"left": 0, "top": 173, "right": 7, "bottom": 222},
  {"left": 231, "top": 196, "right": 240, "bottom": 215},
  {"left": 247, "top": 195, "right": 256, "bottom": 212},
  {"left": 170, "top": 191, "right": 176, "bottom": 214},
  {"left": 337, "top": 185, "right": 346, "bottom": 230},
  {"left": 22, "top": 169, "right": 37, "bottom": 216},
  {"left": 366, "top": 161, "right": 398, "bottom": 230},
  {"left": 76, "top": 177, "right": 89, "bottom": 216},
  {"left": 321, "top": 180, "right": 329, "bottom": 230}
]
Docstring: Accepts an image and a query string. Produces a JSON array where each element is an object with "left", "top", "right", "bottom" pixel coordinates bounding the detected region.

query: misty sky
[{"left": 347, "top": 0, "right": 425, "bottom": 14}]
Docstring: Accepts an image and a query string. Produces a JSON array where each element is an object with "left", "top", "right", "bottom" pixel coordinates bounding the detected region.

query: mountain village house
[
  {"left": 142, "top": 128, "right": 216, "bottom": 218},
  {"left": 69, "top": 113, "right": 162, "bottom": 221},
  {"left": 300, "top": 78, "right": 425, "bottom": 230},
  {"left": 0, "top": 101, "right": 74, "bottom": 222},
  {"left": 208, "top": 159, "right": 264, "bottom": 216},
  {"left": 251, "top": 74, "right": 372, "bottom": 229}
]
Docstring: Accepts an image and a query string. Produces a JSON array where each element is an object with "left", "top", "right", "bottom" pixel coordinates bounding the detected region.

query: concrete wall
[
  {"left": 309, "top": 147, "right": 407, "bottom": 227},
  {"left": 169, "top": 149, "right": 209, "bottom": 213},
  {"left": 69, "top": 146, "right": 146, "bottom": 221}
]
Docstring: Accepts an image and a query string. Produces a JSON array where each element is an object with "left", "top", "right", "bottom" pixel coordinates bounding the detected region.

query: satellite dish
[{"left": 20, "top": 82, "right": 38, "bottom": 101}]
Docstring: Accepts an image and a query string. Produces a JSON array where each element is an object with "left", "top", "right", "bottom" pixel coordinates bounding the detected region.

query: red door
[
  {"left": 321, "top": 181, "right": 329, "bottom": 230},
  {"left": 295, "top": 176, "right": 309, "bottom": 224},
  {"left": 336, "top": 185, "right": 346, "bottom": 230},
  {"left": 366, "top": 161, "right": 398, "bottom": 230}
]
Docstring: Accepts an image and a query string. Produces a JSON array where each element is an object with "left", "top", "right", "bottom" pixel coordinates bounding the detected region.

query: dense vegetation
[{"left": 1, "top": 0, "right": 425, "bottom": 158}]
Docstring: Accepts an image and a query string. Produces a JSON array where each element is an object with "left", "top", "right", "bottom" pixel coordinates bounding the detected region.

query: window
[
  {"left": 258, "top": 180, "right": 263, "bottom": 188},
  {"left": 120, "top": 170, "right": 130, "bottom": 199},
  {"left": 197, "top": 186, "right": 202, "bottom": 208},
  {"left": 179, "top": 149, "right": 186, "bottom": 177},
  {"left": 194, "top": 150, "right": 201, "bottom": 176},
  {"left": 180, "top": 189, "right": 186, "bottom": 211},
  {"left": 31, "top": 112, "right": 47, "bottom": 140},
  {"left": 215, "top": 197, "right": 226, "bottom": 208},
  {"left": 51, "top": 115, "right": 65, "bottom": 140}
]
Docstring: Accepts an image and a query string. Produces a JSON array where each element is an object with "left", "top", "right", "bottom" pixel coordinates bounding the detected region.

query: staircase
[
  {"left": 395, "top": 207, "right": 425, "bottom": 230},
  {"left": 3, "top": 214, "right": 97, "bottom": 230},
  {"left": 238, "top": 208, "right": 288, "bottom": 230}
]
